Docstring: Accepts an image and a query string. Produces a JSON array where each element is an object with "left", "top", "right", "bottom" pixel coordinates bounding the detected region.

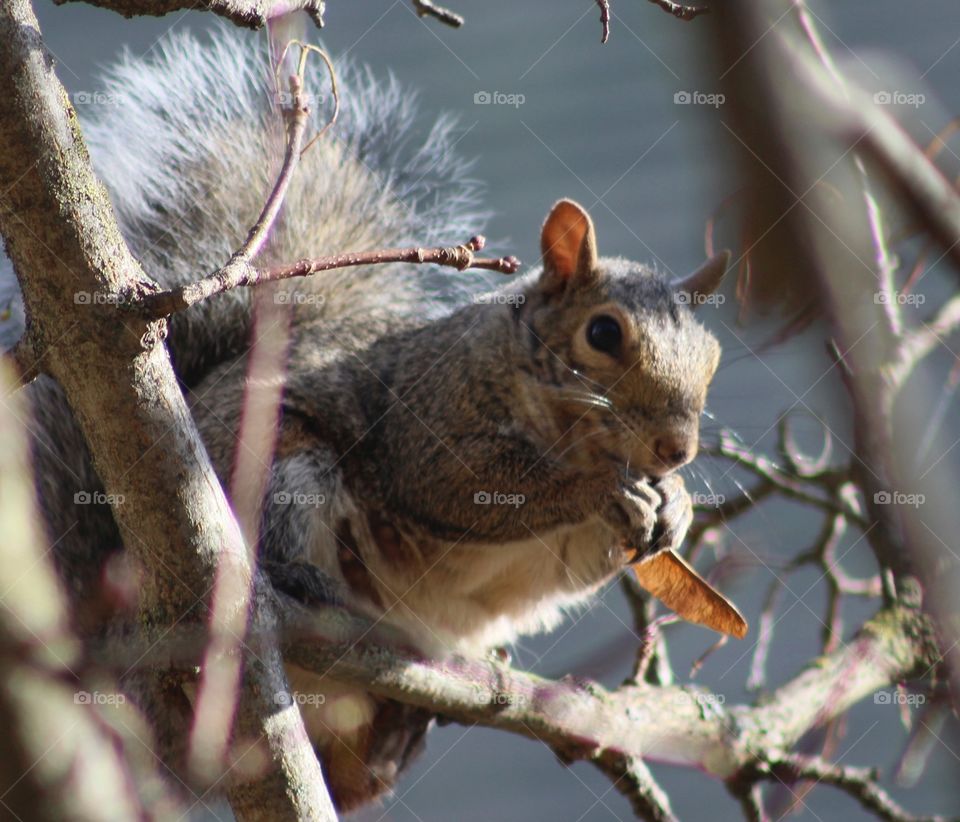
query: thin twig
[
  {"left": 896, "top": 294, "right": 960, "bottom": 385},
  {"left": 52, "top": 0, "right": 327, "bottom": 29},
  {"left": 765, "top": 755, "right": 956, "bottom": 822},
  {"left": 141, "top": 236, "right": 521, "bottom": 319},
  {"left": 411, "top": 0, "right": 463, "bottom": 27},
  {"left": 623, "top": 571, "right": 677, "bottom": 686},
  {"left": 185, "top": 51, "right": 317, "bottom": 783},
  {"left": 727, "top": 776, "right": 767, "bottom": 822},
  {"left": 687, "top": 481, "right": 775, "bottom": 545},
  {"left": 282, "top": 42, "right": 339, "bottom": 156},
  {"left": 702, "top": 432, "right": 868, "bottom": 527},
  {"left": 238, "top": 73, "right": 310, "bottom": 265},
  {"left": 746, "top": 577, "right": 784, "bottom": 691},
  {"left": 597, "top": 755, "right": 678, "bottom": 822},
  {"left": 778, "top": 411, "right": 833, "bottom": 478},
  {"left": 646, "top": 0, "right": 710, "bottom": 22},
  {"left": 596, "top": 0, "right": 610, "bottom": 43}
]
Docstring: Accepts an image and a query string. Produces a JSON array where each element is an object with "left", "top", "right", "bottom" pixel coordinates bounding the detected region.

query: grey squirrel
[{"left": 0, "top": 25, "right": 728, "bottom": 812}]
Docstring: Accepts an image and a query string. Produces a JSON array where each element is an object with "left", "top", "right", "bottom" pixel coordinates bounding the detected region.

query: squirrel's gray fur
[
  {"left": 0, "top": 25, "right": 488, "bottom": 371},
  {"left": 84, "top": 25, "right": 490, "bottom": 384},
  {"left": 2, "top": 24, "right": 728, "bottom": 812}
]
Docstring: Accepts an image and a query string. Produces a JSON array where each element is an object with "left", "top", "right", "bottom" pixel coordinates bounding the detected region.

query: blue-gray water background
[{"left": 30, "top": 1, "right": 960, "bottom": 819}]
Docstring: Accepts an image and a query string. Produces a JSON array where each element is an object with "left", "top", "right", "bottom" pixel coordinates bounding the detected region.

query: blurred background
[{"left": 27, "top": 0, "right": 960, "bottom": 819}]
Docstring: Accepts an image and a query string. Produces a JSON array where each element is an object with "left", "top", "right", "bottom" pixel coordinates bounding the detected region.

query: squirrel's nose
[{"left": 654, "top": 435, "right": 692, "bottom": 469}]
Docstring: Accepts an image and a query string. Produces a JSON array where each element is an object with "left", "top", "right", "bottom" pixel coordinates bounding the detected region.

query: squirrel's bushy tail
[{"left": 1, "top": 23, "right": 487, "bottom": 382}]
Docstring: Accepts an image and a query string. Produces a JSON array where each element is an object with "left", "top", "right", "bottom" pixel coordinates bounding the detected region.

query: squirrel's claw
[
  {"left": 650, "top": 473, "right": 694, "bottom": 554},
  {"left": 603, "top": 479, "right": 662, "bottom": 557},
  {"left": 604, "top": 474, "right": 694, "bottom": 560}
]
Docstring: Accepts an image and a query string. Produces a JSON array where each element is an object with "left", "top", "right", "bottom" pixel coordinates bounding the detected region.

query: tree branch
[
  {"left": 140, "top": 236, "right": 521, "bottom": 320},
  {"left": 91, "top": 601, "right": 935, "bottom": 798},
  {"left": 597, "top": 755, "right": 678, "bottom": 822},
  {"left": 52, "top": 0, "right": 326, "bottom": 28},
  {"left": 646, "top": 0, "right": 710, "bottom": 22},
  {"left": 713, "top": 0, "right": 960, "bottom": 712},
  {"left": 895, "top": 294, "right": 960, "bottom": 385},
  {"left": 762, "top": 754, "right": 956, "bottom": 822},
  {"left": 0, "top": 2, "right": 335, "bottom": 818},
  {"left": 0, "top": 361, "right": 177, "bottom": 820},
  {"left": 701, "top": 431, "right": 867, "bottom": 528},
  {"left": 411, "top": 0, "right": 464, "bottom": 27}
]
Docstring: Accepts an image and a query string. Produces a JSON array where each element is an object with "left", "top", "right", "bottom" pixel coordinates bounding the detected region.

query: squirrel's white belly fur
[
  {"left": 288, "top": 494, "right": 619, "bottom": 753},
  {"left": 304, "top": 485, "right": 618, "bottom": 657}
]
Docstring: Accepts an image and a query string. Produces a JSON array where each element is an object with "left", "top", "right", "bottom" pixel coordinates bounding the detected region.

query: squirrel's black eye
[{"left": 587, "top": 314, "right": 622, "bottom": 353}]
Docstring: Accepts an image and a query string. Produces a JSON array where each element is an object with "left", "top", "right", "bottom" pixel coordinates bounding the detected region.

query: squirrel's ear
[
  {"left": 539, "top": 199, "right": 599, "bottom": 294},
  {"left": 673, "top": 250, "right": 730, "bottom": 305}
]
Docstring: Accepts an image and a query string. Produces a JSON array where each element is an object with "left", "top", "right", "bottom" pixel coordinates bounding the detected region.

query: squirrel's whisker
[{"left": 554, "top": 390, "right": 614, "bottom": 411}]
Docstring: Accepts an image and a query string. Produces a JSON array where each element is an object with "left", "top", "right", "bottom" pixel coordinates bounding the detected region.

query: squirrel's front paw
[
  {"left": 650, "top": 473, "right": 694, "bottom": 554},
  {"left": 603, "top": 480, "right": 662, "bottom": 559}
]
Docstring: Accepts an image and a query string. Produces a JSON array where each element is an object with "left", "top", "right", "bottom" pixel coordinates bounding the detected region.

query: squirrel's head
[{"left": 519, "top": 199, "right": 727, "bottom": 480}]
